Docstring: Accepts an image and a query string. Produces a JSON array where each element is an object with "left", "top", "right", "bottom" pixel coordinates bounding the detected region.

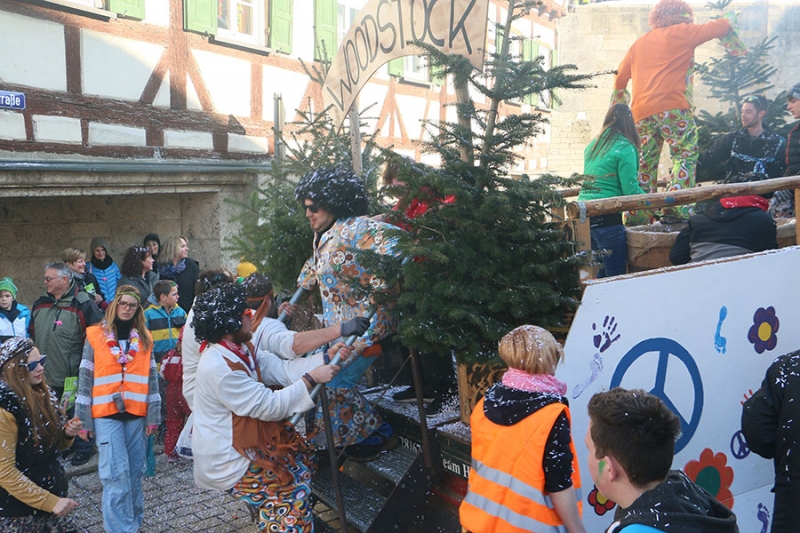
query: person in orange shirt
[{"left": 613, "top": 0, "right": 741, "bottom": 223}]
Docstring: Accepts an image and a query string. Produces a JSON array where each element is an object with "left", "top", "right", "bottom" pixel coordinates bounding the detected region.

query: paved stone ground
[{"left": 65, "top": 449, "right": 352, "bottom": 533}]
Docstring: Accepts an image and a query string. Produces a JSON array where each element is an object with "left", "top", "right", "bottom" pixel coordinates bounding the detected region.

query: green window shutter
[
  {"left": 270, "top": 0, "right": 293, "bottom": 54},
  {"left": 314, "top": 0, "right": 337, "bottom": 61},
  {"left": 495, "top": 27, "right": 504, "bottom": 57},
  {"left": 108, "top": 0, "right": 145, "bottom": 19},
  {"left": 183, "top": 0, "right": 217, "bottom": 35},
  {"left": 550, "top": 48, "right": 559, "bottom": 110},
  {"left": 388, "top": 58, "right": 403, "bottom": 77},
  {"left": 524, "top": 40, "right": 539, "bottom": 106},
  {"left": 430, "top": 60, "right": 444, "bottom": 86}
]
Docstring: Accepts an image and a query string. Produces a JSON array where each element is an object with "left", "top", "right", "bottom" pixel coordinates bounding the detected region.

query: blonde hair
[
  {"left": 159, "top": 235, "right": 187, "bottom": 265},
  {"left": 61, "top": 247, "right": 86, "bottom": 264},
  {"left": 498, "top": 325, "right": 564, "bottom": 375},
  {"left": 105, "top": 285, "right": 153, "bottom": 352}
]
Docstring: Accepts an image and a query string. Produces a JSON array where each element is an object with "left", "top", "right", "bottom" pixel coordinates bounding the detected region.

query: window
[
  {"left": 44, "top": 0, "right": 145, "bottom": 19},
  {"left": 337, "top": 0, "right": 365, "bottom": 44},
  {"left": 183, "top": 0, "right": 292, "bottom": 53},
  {"left": 217, "top": 0, "right": 263, "bottom": 46}
]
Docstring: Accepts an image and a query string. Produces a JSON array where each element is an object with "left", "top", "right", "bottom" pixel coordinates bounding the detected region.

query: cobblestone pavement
[
  {"left": 66, "top": 449, "right": 351, "bottom": 532},
  {"left": 67, "top": 452, "right": 258, "bottom": 533}
]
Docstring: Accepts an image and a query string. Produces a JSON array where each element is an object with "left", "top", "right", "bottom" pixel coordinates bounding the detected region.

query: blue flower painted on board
[{"left": 748, "top": 306, "right": 779, "bottom": 354}]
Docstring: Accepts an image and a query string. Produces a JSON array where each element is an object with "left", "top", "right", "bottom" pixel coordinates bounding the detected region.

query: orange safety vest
[
  {"left": 460, "top": 399, "right": 583, "bottom": 533},
  {"left": 86, "top": 326, "right": 152, "bottom": 419}
]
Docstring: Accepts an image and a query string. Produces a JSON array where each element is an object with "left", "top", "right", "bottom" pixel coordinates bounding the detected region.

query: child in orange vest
[{"left": 460, "top": 325, "right": 585, "bottom": 533}]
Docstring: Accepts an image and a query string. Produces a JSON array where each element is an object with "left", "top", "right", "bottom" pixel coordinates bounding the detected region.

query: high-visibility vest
[
  {"left": 460, "top": 399, "right": 583, "bottom": 533},
  {"left": 86, "top": 326, "right": 152, "bottom": 419}
]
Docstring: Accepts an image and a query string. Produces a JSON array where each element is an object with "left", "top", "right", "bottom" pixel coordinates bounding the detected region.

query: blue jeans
[
  {"left": 95, "top": 417, "right": 146, "bottom": 533},
  {"left": 591, "top": 224, "right": 628, "bottom": 278}
]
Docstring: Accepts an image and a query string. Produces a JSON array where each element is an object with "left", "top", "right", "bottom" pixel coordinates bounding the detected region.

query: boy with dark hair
[
  {"left": 145, "top": 280, "right": 187, "bottom": 462},
  {"left": 586, "top": 388, "right": 738, "bottom": 533}
]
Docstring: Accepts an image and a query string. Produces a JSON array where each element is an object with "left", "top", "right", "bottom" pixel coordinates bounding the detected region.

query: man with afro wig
[{"left": 294, "top": 164, "right": 401, "bottom": 462}]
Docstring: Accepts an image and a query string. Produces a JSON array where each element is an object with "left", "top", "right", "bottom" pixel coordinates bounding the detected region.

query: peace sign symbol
[
  {"left": 610, "top": 338, "right": 704, "bottom": 454},
  {"left": 730, "top": 430, "right": 750, "bottom": 460}
]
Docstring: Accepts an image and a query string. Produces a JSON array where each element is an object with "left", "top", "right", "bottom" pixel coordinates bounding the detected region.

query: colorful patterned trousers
[
  {"left": 230, "top": 459, "right": 315, "bottom": 532},
  {"left": 627, "top": 108, "right": 698, "bottom": 224}
]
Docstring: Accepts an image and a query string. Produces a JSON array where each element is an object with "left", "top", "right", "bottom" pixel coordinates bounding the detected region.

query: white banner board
[{"left": 561, "top": 247, "right": 800, "bottom": 533}]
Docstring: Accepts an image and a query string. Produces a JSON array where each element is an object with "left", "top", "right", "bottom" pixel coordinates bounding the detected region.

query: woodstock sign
[{"left": 323, "top": 0, "right": 490, "bottom": 128}]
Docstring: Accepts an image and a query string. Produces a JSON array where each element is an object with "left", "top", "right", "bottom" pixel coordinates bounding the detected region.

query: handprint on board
[{"left": 593, "top": 315, "right": 620, "bottom": 353}]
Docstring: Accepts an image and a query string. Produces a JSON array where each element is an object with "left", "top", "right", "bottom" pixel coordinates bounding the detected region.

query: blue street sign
[{"left": 0, "top": 91, "right": 26, "bottom": 111}]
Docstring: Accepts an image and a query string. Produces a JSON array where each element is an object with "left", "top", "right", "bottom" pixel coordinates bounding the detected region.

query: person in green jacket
[{"left": 578, "top": 104, "right": 645, "bottom": 277}]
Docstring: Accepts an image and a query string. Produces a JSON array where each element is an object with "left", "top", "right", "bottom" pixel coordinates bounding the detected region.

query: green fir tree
[{"left": 362, "top": 0, "right": 597, "bottom": 364}]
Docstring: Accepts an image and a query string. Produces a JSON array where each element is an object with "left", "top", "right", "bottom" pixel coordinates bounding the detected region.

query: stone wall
[
  {"left": 0, "top": 171, "right": 254, "bottom": 308},
  {"left": 548, "top": 0, "right": 800, "bottom": 176}
]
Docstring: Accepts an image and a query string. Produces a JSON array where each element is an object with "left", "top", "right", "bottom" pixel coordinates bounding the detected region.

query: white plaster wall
[
  {"left": 186, "top": 74, "right": 204, "bottom": 111},
  {"left": 164, "top": 130, "right": 214, "bottom": 150},
  {"left": 262, "top": 66, "right": 308, "bottom": 122},
  {"left": 88, "top": 123, "right": 147, "bottom": 146},
  {"left": 359, "top": 83, "right": 389, "bottom": 132},
  {"left": 82, "top": 30, "right": 164, "bottom": 101},
  {"left": 293, "top": 0, "right": 316, "bottom": 62},
  {"left": 228, "top": 134, "right": 270, "bottom": 153},
  {"left": 33, "top": 116, "right": 82, "bottom": 144},
  {"left": 192, "top": 50, "right": 250, "bottom": 117},
  {"left": 0, "top": 12, "right": 67, "bottom": 91},
  {"left": 153, "top": 72, "right": 171, "bottom": 107},
  {"left": 534, "top": 24, "right": 555, "bottom": 47},
  {"left": 396, "top": 94, "right": 428, "bottom": 140},
  {"left": 0, "top": 111, "right": 26, "bottom": 141},
  {"left": 142, "top": 0, "right": 169, "bottom": 26}
]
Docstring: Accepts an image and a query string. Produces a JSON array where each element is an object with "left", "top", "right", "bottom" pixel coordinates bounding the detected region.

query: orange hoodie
[{"left": 615, "top": 19, "right": 731, "bottom": 122}]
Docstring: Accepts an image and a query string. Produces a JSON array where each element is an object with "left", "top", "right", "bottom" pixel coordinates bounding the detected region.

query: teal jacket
[
  {"left": 578, "top": 132, "right": 644, "bottom": 201},
  {"left": 144, "top": 304, "right": 187, "bottom": 360}
]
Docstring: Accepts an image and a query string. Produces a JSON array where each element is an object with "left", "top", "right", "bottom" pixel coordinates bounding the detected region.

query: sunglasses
[
  {"left": 19, "top": 356, "right": 47, "bottom": 372},
  {"left": 304, "top": 202, "right": 321, "bottom": 213}
]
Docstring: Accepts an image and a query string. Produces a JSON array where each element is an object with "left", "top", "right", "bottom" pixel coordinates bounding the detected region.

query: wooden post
[{"left": 349, "top": 98, "right": 362, "bottom": 174}]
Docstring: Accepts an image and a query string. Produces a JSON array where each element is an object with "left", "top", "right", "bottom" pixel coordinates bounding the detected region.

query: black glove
[{"left": 340, "top": 316, "right": 370, "bottom": 338}]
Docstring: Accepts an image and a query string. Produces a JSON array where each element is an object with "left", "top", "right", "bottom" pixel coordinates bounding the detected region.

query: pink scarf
[{"left": 502, "top": 368, "right": 567, "bottom": 396}]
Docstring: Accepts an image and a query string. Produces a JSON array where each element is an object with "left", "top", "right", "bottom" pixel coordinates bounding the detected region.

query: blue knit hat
[
  {"left": 0, "top": 277, "right": 18, "bottom": 299},
  {"left": 789, "top": 83, "right": 800, "bottom": 101}
]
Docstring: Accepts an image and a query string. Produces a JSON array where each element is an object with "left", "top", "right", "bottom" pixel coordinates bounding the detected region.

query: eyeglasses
[
  {"left": 43, "top": 276, "right": 64, "bottom": 283},
  {"left": 304, "top": 203, "right": 321, "bottom": 213},
  {"left": 743, "top": 95, "right": 767, "bottom": 109},
  {"left": 117, "top": 301, "right": 139, "bottom": 310},
  {"left": 19, "top": 356, "right": 47, "bottom": 372}
]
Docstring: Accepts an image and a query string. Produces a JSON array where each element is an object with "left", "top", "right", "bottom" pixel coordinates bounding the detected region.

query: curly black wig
[
  {"left": 241, "top": 273, "right": 273, "bottom": 299},
  {"left": 293, "top": 164, "right": 369, "bottom": 219},
  {"left": 191, "top": 284, "right": 248, "bottom": 344}
]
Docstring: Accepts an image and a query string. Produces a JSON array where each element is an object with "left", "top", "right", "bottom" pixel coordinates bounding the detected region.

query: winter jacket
[
  {"left": 698, "top": 127, "right": 786, "bottom": 183},
  {"left": 786, "top": 121, "right": 800, "bottom": 178},
  {"left": 29, "top": 283, "right": 104, "bottom": 388},
  {"left": 0, "top": 301, "right": 30, "bottom": 340},
  {"left": 118, "top": 271, "right": 159, "bottom": 304},
  {"left": 742, "top": 350, "right": 800, "bottom": 486},
  {"left": 144, "top": 304, "right": 187, "bottom": 360},
  {"left": 87, "top": 259, "right": 121, "bottom": 299},
  {"left": 669, "top": 202, "right": 777, "bottom": 265},
  {"left": 579, "top": 132, "right": 644, "bottom": 201},
  {"left": 607, "top": 470, "right": 738, "bottom": 533},
  {"left": 159, "top": 258, "right": 200, "bottom": 314},
  {"left": 0, "top": 382, "right": 72, "bottom": 517},
  {"left": 192, "top": 343, "right": 322, "bottom": 491},
  {"left": 74, "top": 271, "right": 105, "bottom": 301}
]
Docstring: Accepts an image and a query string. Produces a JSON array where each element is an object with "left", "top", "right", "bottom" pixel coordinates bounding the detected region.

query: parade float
[{"left": 234, "top": 0, "right": 800, "bottom": 530}]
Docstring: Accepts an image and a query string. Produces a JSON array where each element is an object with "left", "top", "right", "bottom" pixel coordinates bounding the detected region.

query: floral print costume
[{"left": 297, "top": 216, "right": 399, "bottom": 448}]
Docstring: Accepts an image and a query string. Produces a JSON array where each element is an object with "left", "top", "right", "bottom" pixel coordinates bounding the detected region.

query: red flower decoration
[
  {"left": 748, "top": 306, "right": 779, "bottom": 354},
  {"left": 587, "top": 485, "right": 616, "bottom": 516},
  {"left": 684, "top": 448, "right": 734, "bottom": 509}
]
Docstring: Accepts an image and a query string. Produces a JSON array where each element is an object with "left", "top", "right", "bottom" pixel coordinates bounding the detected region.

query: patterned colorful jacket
[{"left": 297, "top": 216, "right": 399, "bottom": 354}]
